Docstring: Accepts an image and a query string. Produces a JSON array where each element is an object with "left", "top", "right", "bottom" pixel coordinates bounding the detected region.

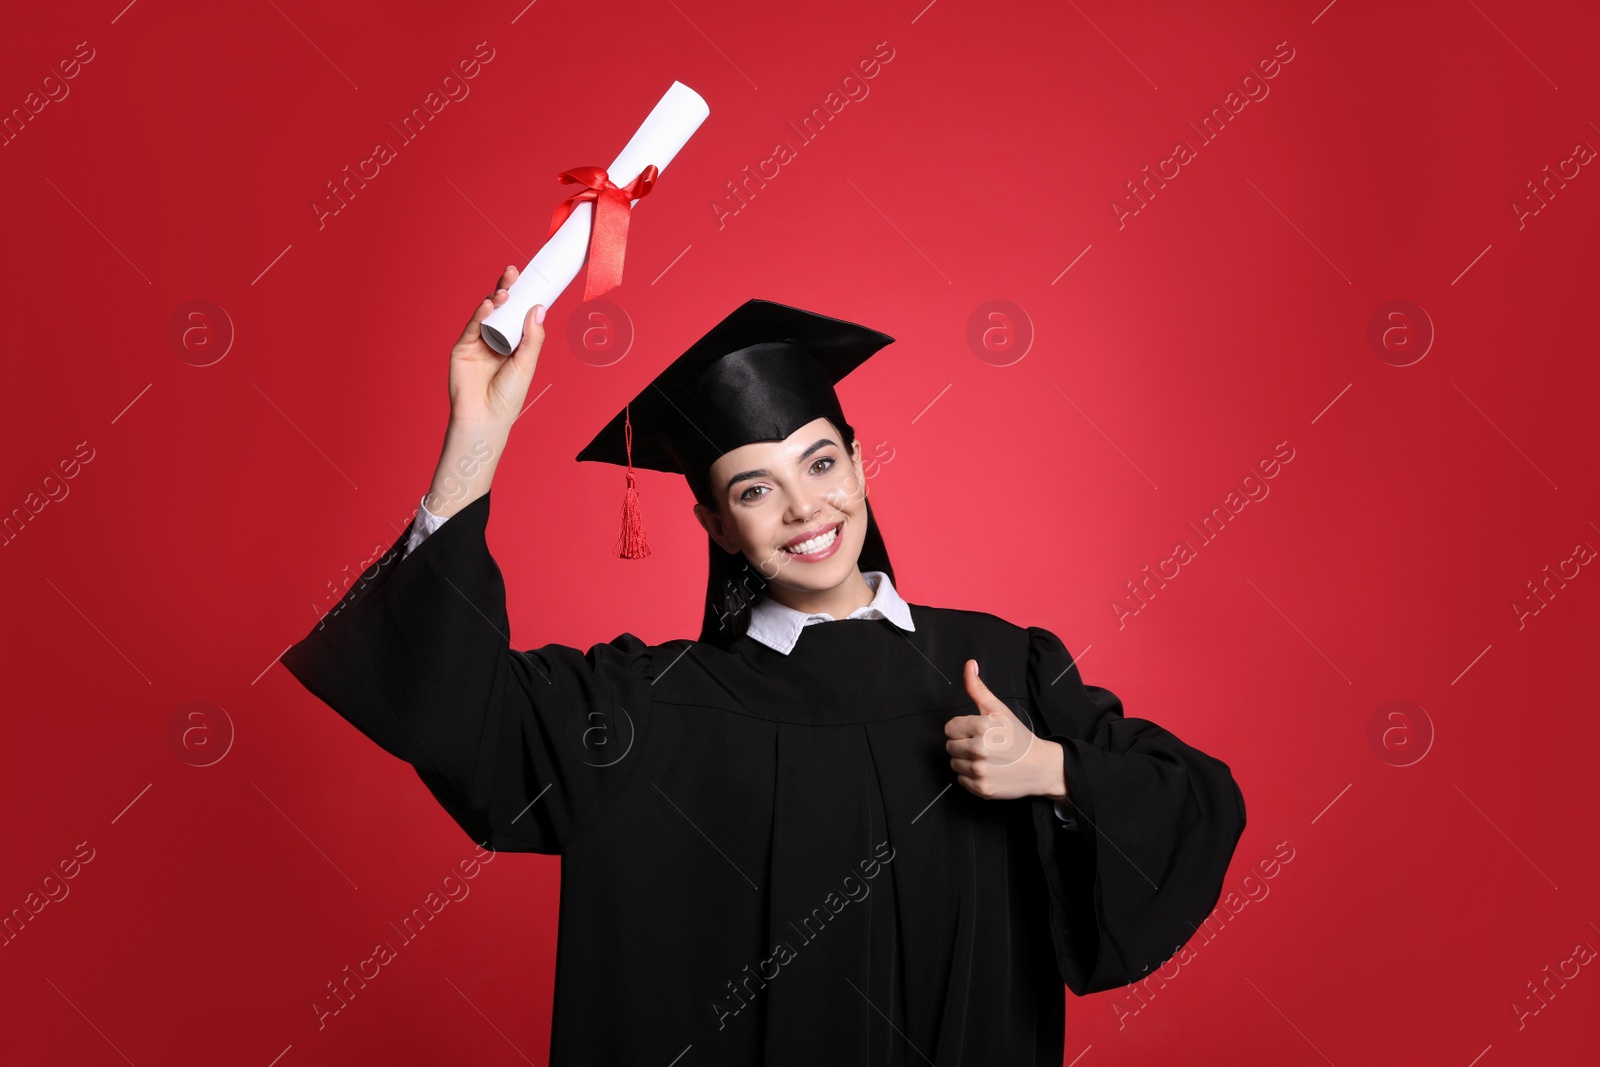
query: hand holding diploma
[
  {"left": 425, "top": 266, "right": 547, "bottom": 518},
  {"left": 431, "top": 81, "right": 709, "bottom": 515},
  {"left": 480, "top": 80, "right": 710, "bottom": 354}
]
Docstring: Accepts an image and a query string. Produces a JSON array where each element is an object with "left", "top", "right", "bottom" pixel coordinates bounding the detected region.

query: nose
[
  {"left": 786, "top": 488, "right": 832, "bottom": 525},
  {"left": 787, "top": 500, "right": 822, "bottom": 525}
]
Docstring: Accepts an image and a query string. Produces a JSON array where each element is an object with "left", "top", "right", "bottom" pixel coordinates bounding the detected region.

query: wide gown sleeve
[
  {"left": 280, "top": 489, "right": 654, "bottom": 855},
  {"left": 1024, "top": 625, "right": 1246, "bottom": 995}
]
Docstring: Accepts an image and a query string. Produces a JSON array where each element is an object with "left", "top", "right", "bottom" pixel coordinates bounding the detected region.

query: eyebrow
[{"left": 725, "top": 438, "right": 840, "bottom": 494}]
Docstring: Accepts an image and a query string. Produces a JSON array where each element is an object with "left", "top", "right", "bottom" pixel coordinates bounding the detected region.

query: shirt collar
[{"left": 744, "top": 570, "right": 915, "bottom": 655}]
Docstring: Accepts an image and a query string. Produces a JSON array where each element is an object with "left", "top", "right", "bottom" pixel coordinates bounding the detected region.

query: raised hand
[
  {"left": 424, "top": 266, "right": 547, "bottom": 518},
  {"left": 447, "top": 264, "right": 546, "bottom": 432}
]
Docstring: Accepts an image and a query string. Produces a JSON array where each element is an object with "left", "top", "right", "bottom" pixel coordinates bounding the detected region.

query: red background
[{"left": 3, "top": 0, "right": 1597, "bottom": 1063}]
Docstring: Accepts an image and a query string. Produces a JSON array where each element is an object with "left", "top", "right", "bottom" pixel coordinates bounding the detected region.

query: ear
[
  {"left": 693, "top": 501, "right": 740, "bottom": 554},
  {"left": 850, "top": 438, "right": 868, "bottom": 501}
]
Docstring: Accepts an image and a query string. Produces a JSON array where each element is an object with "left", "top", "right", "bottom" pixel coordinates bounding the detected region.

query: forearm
[{"left": 424, "top": 420, "right": 512, "bottom": 518}]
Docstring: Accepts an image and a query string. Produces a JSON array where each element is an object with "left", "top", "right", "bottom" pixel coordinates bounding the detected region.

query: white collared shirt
[
  {"left": 744, "top": 568, "right": 914, "bottom": 655},
  {"left": 405, "top": 496, "right": 1077, "bottom": 827}
]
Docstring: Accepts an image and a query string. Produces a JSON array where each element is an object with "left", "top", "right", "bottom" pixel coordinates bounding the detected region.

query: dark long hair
[{"left": 690, "top": 416, "right": 895, "bottom": 646}]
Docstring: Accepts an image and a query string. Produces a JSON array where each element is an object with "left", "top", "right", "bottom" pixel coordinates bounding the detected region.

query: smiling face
[{"left": 693, "top": 416, "right": 871, "bottom": 612}]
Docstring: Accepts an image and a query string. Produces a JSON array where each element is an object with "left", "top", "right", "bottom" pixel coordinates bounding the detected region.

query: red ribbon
[{"left": 548, "top": 164, "right": 658, "bottom": 302}]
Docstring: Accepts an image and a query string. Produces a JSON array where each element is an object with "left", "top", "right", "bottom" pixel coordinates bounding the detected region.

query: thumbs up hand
[{"left": 944, "top": 659, "right": 1069, "bottom": 802}]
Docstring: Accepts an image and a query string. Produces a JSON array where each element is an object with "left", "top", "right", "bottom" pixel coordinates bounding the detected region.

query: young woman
[{"left": 282, "top": 267, "right": 1247, "bottom": 1066}]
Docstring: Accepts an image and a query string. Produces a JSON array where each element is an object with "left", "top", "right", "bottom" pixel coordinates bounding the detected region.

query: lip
[
  {"left": 780, "top": 527, "right": 844, "bottom": 563},
  {"left": 782, "top": 520, "right": 842, "bottom": 551}
]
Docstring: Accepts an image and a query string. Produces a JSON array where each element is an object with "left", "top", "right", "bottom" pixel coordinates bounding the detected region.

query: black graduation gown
[{"left": 282, "top": 490, "right": 1246, "bottom": 1066}]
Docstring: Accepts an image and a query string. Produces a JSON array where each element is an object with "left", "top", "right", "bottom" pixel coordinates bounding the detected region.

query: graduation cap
[
  {"left": 575, "top": 298, "right": 896, "bottom": 556},
  {"left": 575, "top": 298, "right": 899, "bottom": 640}
]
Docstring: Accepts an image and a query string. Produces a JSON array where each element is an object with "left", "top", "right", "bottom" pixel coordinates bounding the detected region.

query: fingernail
[{"left": 534, "top": 304, "right": 545, "bottom": 325}]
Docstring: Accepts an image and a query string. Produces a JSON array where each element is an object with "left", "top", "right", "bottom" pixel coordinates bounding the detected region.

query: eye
[{"left": 737, "top": 456, "right": 836, "bottom": 503}]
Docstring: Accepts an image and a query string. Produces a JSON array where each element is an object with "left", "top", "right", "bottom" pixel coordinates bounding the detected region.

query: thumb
[
  {"left": 964, "top": 659, "right": 998, "bottom": 707},
  {"left": 966, "top": 658, "right": 1023, "bottom": 755},
  {"left": 508, "top": 303, "right": 546, "bottom": 381}
]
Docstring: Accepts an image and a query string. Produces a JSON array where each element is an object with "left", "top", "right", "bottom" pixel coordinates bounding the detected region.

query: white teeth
[{"left": 784, "top": 525, "right": 838, "bottom": 555}]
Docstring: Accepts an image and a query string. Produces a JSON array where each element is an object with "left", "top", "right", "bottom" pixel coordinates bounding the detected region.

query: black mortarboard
[
  {"left": 577, "top": 298, "right": 894, "bottom": 479},
  {"left": 574, "top": 298, "right": 898, "bottom": 642}
]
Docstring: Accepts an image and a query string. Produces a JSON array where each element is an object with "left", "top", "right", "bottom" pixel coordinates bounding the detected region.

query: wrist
[
  {"left": 445, "top": 416, "right": 514, "bottom": 445},
  {"left": 1038, "top": 739, "right": 1069, "bottom": 801}
]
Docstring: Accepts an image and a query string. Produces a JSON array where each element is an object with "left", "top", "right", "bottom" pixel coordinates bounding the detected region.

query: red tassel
[{"left": 615, "top": 405, "right": 650, "bottom": 559}]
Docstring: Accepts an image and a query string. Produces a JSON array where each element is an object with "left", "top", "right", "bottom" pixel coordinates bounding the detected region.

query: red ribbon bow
[{"left": 548, "top": 164, "right": 658, "bottom": 302}]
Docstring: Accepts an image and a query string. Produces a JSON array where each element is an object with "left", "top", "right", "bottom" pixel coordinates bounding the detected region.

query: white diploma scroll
[{"left": 480, "top": 80, "right": 710, "bottom": 355}]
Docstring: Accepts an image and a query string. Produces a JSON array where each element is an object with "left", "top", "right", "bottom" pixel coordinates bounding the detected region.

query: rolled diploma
[{"left": 480, "top": 80, "right": 710, "bottom": 355}]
